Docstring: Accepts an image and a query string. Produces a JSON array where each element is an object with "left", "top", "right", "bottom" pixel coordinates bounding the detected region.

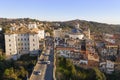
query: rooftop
[{"left": 5, "top": 26, "right": 43, "bottom": 34}]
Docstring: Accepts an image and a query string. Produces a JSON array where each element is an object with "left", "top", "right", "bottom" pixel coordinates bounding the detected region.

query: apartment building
[{"left": 5, "top": 23, "right": 45, "bottom": 57}]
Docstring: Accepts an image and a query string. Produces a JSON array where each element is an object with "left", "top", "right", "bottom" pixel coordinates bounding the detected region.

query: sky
[{"left": 0, "top": 0, "right": 120, "bottom": 24}]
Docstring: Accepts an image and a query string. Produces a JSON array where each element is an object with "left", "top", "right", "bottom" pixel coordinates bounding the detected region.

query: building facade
[{"left": 5, "top": 24, "right": 45, "bottom": 57}]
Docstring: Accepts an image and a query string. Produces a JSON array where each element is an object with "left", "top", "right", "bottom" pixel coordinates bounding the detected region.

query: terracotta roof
[{"left": 56, "top": 47, "right": 74, "bottom": 51}]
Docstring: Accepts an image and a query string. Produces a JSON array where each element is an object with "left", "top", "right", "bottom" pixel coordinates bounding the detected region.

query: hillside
[
  {"left": 56, "top": 19, "right": 120, "bottom": 34},
  {"left": 0, "top": 18, "right": 120, "bottom": 34}
]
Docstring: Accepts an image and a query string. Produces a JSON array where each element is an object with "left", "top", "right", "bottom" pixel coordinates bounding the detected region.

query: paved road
[
  {"left": 29, "top": 54, "right": 48, "bottom": 80},
  {"left": 44, "top": 48, "right": 54, "bottom": 80},
  {"left": 44, "top": 37, "right": 54, "bottom": 80},
  {"left": 29, "top": 37, "right": 54, "bottom": 80}
]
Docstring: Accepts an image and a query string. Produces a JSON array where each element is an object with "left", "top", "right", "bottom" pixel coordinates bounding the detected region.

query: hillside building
[{"left": 5, "top": 23, "right": 45, "bottom": 58}]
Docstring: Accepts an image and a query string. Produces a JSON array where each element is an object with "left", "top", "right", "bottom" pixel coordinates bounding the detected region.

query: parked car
[
  {"left": 46, "top": 61, "right": 50, "bottom": 64},
  {"left": 34, "top": 70, "right": 41, "bottom": 75},
  {"left": 37, "top": 70, "right": 41, "bottom": 75}
]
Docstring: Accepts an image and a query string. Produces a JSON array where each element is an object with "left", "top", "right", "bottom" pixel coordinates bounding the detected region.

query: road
[
  {"left": 29, "top": 54, "right": 48, "bottom": 80},
  {"left": 44, "top": 48, "right": 54, "bottom": 80},
  {"left": 29, "top": 36, "right": 54, "bottom": 80},
  {"left": 44, "top": 37, "right": 54, "bottom": 80}
]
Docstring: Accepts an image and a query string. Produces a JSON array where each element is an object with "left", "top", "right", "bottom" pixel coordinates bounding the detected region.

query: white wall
[
  {"left": 80, "top": 60, "right": 88, "bottom": 64},
  {"left": 16, "top": 33, "right": 29, "bottom": 54},
  {"left": 69, "top": 34, "right": 84, "bottom": 39},
  {"left": 28, "top": 23, "right": 37, "bottom": 29},
  {"left": 38, "top": 30, "right": 45, "bottom": 39},
  {"left": 5, "top": 28, "right": 45, "bottom": 56},
  {"left": 106, "top": 60, "right": 114, "bottom": 68},
  {"left": 0, "top": 27, "right": 2, "bottom": 31},
  {"left": 5, "top": 34, "right": 17, "bottom": 55},
  {"left": 29, "top": 34, "right": 39, "bottom": 54}
]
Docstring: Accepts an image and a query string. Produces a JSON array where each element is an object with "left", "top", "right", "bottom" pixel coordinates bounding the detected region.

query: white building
[
  {"left": 28, "top": 23, "right": 37, "bottom": 29},
  {"left": 69, "top": 33, "right": 84, "bottom": 39},
  {"left": 5, "top": 24, "right": 45, "bottom": 58},
  {"left": 69, "top": 28, "right": 84, "bottom": 39},
  {"left": 0, "top": 27, "right": 2, "bottom": 31},
  {"left": 106, "top": 60, "right": 114, "bottom": 73},
  {"left": 100, "top": 60, "right": 114, "bottom": 74}
]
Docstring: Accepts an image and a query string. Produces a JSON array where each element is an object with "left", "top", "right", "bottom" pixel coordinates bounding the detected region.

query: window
[
  {"left": 25, "top": 43, "right": 26, "bottom": 46},
  {"left": 21, "top": 34, "right": 23, "bottom": 36},
  {"left": 9, "top": 44, "right": 11, "bottom": 46},
  {"left": 18, "top": 38, "right": 19, "bottom": 41},
  {"left": 25, "top": 47, "right": 27, "bottom": 50},
  {"left": 33, "top": 39, "right": 34, "bottom": 41},
  {"left": 18, "top": 43, "right": 20, "bottom": 46},
  {"left": 21, "top": 38, "right": 23, "bottom": 41},
  {"left": 10, "top": 53, "right": 12, "bottom": 55},
  {"left": 21, "top": 43, "right": 23, "bottom": 46},
  {"left": 24, "top": 38, "right": 26, "bottom": 41},
  {"left": 9, "top": 49, "right": 11, "bottom": 51},
  {"left": 9, "top": 39, "right": 11, "bottom": 42}
]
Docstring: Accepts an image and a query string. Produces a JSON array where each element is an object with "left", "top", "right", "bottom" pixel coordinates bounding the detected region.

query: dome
[{"left": 71, "top": 28, "right": 82, "bottom": 34}]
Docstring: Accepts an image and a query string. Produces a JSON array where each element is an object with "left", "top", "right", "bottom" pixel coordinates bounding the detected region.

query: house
[
  {"left": 100, "top": 60, "right": 114, "bottom": 74},
  {"left": 53, "top": 28, "right": 64, "bottom": 38}
]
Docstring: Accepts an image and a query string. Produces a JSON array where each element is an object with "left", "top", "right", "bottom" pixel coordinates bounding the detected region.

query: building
[
  {"left": 53, "top": 28, "right": 65, "bottom": 38},
  {"left": 5, "top": 23, "right": 45, "bottom": 58},
  {"left": 83, "top": 28, "right": 91, "bottom": 39},
  {"left": 0, "top": 27, "right": 2, "bottom": 31},
  {"left": 69, "top": 28, "right": 84, "bottom": 39},
  {"left": 100, "top": 60, "right": 114, "bottom": 74}
]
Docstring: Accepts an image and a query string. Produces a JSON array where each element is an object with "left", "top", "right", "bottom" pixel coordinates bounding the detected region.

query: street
[
  {"left": 44, "top": 37, "right": 54, "bottom": 80},
  {"left": 29, "top": 37, "right": 54, "bottom": 80},
  {"left": 44, "top": 48, "right": 54, "bottom": 80}
]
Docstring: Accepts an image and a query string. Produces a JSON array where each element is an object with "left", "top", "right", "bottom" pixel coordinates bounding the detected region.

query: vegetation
[
  {"left": 105, "top": 71, "right": 120, "bottom": 80},
  {"left": 56, "top": 57, "right": 106, "bottom": 80},
  {"left": 0, "top": 54, "right": 37, "bottom": 80},
  {"left": 0, "top": 18, "right": 120, "bottom": 34},
  {"left": 59, "top": 20, "right": 120, "bottom": 34},
  {"left": 45, "top": 29, "right": 53, "bottom": 36}
]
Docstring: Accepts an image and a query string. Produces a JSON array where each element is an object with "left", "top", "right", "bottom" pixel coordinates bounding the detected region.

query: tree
[
  {"left": 94, "top": 68, "right": 106, "bottom": 80},
  {"left": 4, "top": 67, "right": 17, "bottom": 79}
]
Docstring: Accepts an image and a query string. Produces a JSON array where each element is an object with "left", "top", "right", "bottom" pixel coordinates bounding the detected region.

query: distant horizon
[
  {"left": 0, "top": 0, "right": 120, "bottom": 24},
  {"left": 1, "top": 17, "right": 120, "bottom": 25}
]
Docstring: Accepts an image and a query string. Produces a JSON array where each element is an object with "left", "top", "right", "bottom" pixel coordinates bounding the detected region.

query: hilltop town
[{"left": 0, "top": 18, "right": 120, "bottom": 80}]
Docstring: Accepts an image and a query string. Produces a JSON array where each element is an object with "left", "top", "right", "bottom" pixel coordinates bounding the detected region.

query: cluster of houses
[
  {"left": 54, "top": 24, "right": 120, "bottom": 74},
  {"left": 4, "top": 22, "right": 120, "bottom": 73}
]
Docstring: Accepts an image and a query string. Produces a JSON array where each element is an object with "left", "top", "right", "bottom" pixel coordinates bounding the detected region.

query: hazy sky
[{"left": 0, "top": 0, "right": 120, "bottom": 24}]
